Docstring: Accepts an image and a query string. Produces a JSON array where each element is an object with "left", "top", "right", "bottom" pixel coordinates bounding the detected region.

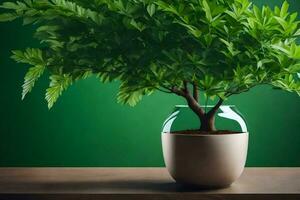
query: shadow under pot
[{"left": 161, "top": 105, "right": 249, "bottom": 188}]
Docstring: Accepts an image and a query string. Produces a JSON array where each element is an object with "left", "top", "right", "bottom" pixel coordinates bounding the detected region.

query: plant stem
[
  {"left": 167, "top": 82, "right": 224, "bottom": 132},
  {"left": 192, "top": 82, "right": 199, "bottom": 102},
  {"left": 199, "top": 114, "right": 216, "bottom": 132}
]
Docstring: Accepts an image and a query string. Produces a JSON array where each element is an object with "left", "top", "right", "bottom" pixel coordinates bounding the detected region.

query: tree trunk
[
  {"left": 170, "top": 82, "right": 223, "bottom": 133},
  {"left": 199, "top": 114, "right": 216, "bottom": 132},
  {"left": 185, "top": 95, "right": 223, "bottom": 132}
]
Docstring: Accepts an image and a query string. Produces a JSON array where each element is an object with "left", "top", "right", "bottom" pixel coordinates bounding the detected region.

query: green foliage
[
  {"left": 117, "top": 83, "right": 153, "bottom": 107},
  {"left": 46, "top": 74, "right": 73, "bottom": 109},
  {"left": 1, "top": 0, "right": 300, "bottom": 108},
  {"left": 22, "top": 65, "right": 45, "bottom": 100},
  {"left": 11, "top": 48, "right": 46, "bottom": 99}
]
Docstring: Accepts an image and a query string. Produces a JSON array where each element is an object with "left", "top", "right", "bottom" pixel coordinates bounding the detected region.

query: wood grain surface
[{"left": 0, "top": 167, "right": 299, "bottom": 200}]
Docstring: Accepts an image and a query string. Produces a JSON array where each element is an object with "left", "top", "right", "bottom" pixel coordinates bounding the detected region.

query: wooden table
[{"left": 0, "top": 168, "right": 299, "bottom": 200}]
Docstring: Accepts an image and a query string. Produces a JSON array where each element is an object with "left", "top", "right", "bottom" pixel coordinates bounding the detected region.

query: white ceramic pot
[{"left": 162, "top": 132, "right": 248, "bottom": 188}]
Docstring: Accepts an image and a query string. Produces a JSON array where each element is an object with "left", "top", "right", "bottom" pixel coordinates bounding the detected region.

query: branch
[
  {"left": 184, "top": 92, "right": 205, "bottom": 118},
  {"left": 225, "top": 82, "right": 267, "bottom": 97},
  {"left": 170, "top": 86, "right": 186, "bottom": 96},
  {"left": 192, "top": 82, "right": 199, "bottom": 102},
  {"left": 183, "top": 80, "right": 188, "bottom": 93},
  {"left": 162, "top": 82, "right": 205, "bottom": 118},
  {"left": 207, "top": 98, "right": 224, "bottom": 117},
  {"left": 156, "top": 87, "right": 173, "bottom": 93}
]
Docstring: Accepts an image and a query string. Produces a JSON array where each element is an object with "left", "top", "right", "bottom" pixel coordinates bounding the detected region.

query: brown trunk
[
  {"left": 171, "top": 82, "right": 223, "bottom": 133},
  {"left": 184, "top": 93, "right": 205, "bottom": 119},
  {"left": 185, "top": 96, "right": 223, "bottom": 133},
  {"left": 199, "top": 114, "right": 216, "bottom": 132}
]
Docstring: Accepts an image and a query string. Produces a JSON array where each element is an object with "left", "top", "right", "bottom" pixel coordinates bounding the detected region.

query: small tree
[{"left": 1, "top": 0, "right": 300, "bottom": 132}]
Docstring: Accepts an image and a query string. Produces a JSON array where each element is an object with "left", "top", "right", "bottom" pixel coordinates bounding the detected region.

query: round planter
[
  {"left": 162, "top": 132, "right": 248, "bottom": 188},
  {"left": 161, "top": 105, "right": 249, "bottom": 188}
]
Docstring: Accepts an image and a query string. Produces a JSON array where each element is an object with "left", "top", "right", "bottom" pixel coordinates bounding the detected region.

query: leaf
[
  {"left": 292, "top": 45, "right": 300, "bottom": 59},
  {"left": 200, "top": 75, "right": 214, "bottom": 90},
  {"left": 147, "top": 4, "right": 155, "bottom": 17},
  {"left": 117, "top": 86, "right": 144, "bottom": 107},
  {"left": 219, "top": 38, "right": 230, "bottom": 46},
  {"left": 117, "top": 81, "right": 154, "bottom": 107},
  {"left": 293, "top": 29, "right": 300, "bottom": 36},
  {"left": 274, "top": 16, "right": 288, "bottom": 30},
  {"left": 271, "top": 43, "right": 290, "bottom": 55},
  {"left": 253, "top": 5, "right": 261, "bottom": 21},
  {"left": 130, "top": 19, "right": 146, "bottom": 31},
  {"left": 174, "top": 19, "right": 202, "bottom": 38},
  {"left": 288, "top": 63, "right": 300, "bottom": 73},
  {"left": 51, "top": 0, "right": 104, "bottom": 24},
  {"left": 73, "top": 69, "right": 93, "bottom": 80},
  {"left": 219, "top": 38, "right": 240, "bottom": 56},
  {"left": 22, "top": 65, "right": 45, "bottom": 100},
  {"left": 202, "top": 0, "right": 212, "bottom": 22},
  {"left": 280, "top": 1, "right": 289, "bottom": 18},
  {"left": 45, "top": 74, "right": 73, "bottom": 109},
  {"left": 289, "top": 12, "right": 298, "bottom": 23},
  {"left": 154, "top": 1, "right": 169, "bottom": 10},
  {"left": 155, "top": 1, "right": 179, "bottom": 16},
  {"left": 0, "top": 13, "right": 18, "bottom": 22},
  {"left": 11, "top": 48, "right": 44, "bottom": 66},
  {"left": 257, "top": 59, "right": 273, "bottom": 69},
  {"left": 225, "top": 10, "right": 237, "bottom": 20},
  {"left": 0, "top": 2, "right": 19, "bottom": 10},
  {"left": 117, "top": 89, "right": 143, "bottom": 107}
]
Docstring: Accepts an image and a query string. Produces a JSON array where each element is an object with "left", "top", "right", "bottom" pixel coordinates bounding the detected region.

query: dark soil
[{"left": 170, "top": 130, "right": 242, "bottom": 135}]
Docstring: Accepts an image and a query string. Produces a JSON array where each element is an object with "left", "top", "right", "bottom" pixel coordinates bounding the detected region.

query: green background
[{"left": 0, "top": 0, "right": 299, "bottom": 167}]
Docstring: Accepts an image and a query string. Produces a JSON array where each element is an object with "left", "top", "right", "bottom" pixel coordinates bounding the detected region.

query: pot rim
[
  {"left": 175, "top": 104, "right": 236, "bottom": 108},
  {"left": 162, "top": 132, "right": 248, "bottom": 136}
]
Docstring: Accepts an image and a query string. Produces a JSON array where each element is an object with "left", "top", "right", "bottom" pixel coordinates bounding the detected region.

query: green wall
[{"left": 0, "top": 0, "right": 299, "bottom": 167}]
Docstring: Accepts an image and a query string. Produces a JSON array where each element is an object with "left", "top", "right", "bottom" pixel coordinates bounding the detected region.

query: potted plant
[{"left": 1, "top": 0, "right": 299, "bottom": 187}]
